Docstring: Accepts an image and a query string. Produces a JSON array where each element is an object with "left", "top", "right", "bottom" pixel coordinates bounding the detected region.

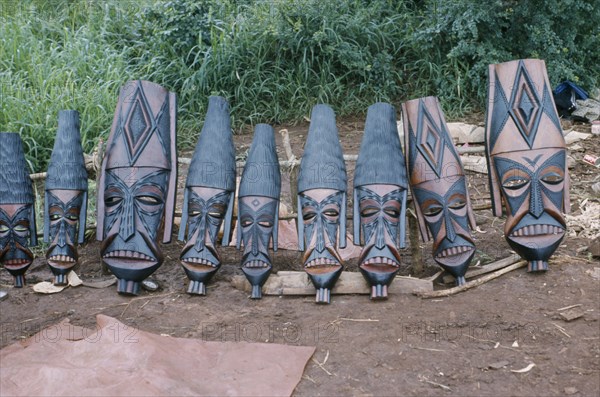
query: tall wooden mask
[
  {"left": 297, "top": 104, "right": 347, "bottom": 304},
  {"left": 353, "top": 102, "right": 408, "bottom": 299},
  {"left": 485, "top": 59, "right": 570, "bottom": 272},
  {"left": 403, "top": 97, "right": 477, "bottom": 286},
  {"left": 236, "top": 124, "right": 281, "bottom": 299},
  {"left": 44, "top": 110, "right": 88, "bottom": 286},
  {"left": 0, "top": 133, "right": 37, "bottom": 288},
  {"left": 178, "top": 96, "right": 235, "bottom": 296},
  {"left": 97, "top": 80, "right": 177, "bottom": 295}
]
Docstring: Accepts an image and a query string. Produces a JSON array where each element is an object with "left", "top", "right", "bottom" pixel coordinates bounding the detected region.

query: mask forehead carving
[
  {"left": 97, "top": 81, "right": 177, "bottom": 295},
  {"left": 297, "top": 105, "right": 347, "bottom": 304},
  {"left": 44, "top": 110, "right": 88, "bottom": 285},
  {"left": 179, "top": 96, "right": 236, "bottom": 296},
  {"left": 403, "top": 97, "right": 476, "bottom": 285},
  {"left": 236, "top": 124, "right": 281, "bottom": 299},
  {"left": 485, "top": 59, "right": 569, "bottom": 272},
  {"left": 353, "top": 102, "right": 408, "bottom": 299},
  {"left": 0, "top": 132, "right": 37, "bottom": 288}
]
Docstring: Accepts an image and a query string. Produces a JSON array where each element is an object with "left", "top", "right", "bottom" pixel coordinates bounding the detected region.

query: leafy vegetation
[{"left": 1, "top": 0, "right": 598, "bottom": 172}]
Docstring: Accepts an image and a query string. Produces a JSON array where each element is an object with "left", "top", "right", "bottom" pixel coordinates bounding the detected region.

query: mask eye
[
  {"left": 208, "top": 211, "right": 224, "bottom": 219},
  {"left": 360, "top": 207, "right": 379, "bottom": 217},
  {"left": 258, "top": 221, "right": 273, "bottom": 228},
  {"left": 50, "top": 214, "right": 62, "bottom": 221},
  {"left": 502, "top": 178, "right": 529, "bottom": 190},
  {"left": 448, "top": 200, "right": 466, "bottom": 210},
  {"left": 0, "top": 225, "right": 8, "bottom": 233},
  {"left": 105, "top": 196, "right": 123, "bottom": 207},
  {"left": 423, "top": 205, "right": 443, "bottom": 216},
  {"left": 65, "top": 214, "right": 79, "bottom": 221},
  {"left": 137, "top": 195, "right": 162, "bottom": 206},
  {"left": 541, "top": 173, "right": 563, "bottom": 185},
  {"left": 384, "top": 208, "right": 400, "bottom": 218},
  {"left": 323, "top": 209, "right": 339, "bottom": 217},
  {"left": 14, "top": 225, "right": 29, "bottom": 233},
  {"left": 303, "top": 211, "right": 317, "bottom": 221},
  {"left": 241, "top": 219, "right": 253, "bottom": 227}
]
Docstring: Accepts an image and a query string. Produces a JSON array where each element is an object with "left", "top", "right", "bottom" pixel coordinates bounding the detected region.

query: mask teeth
[
  {"left": 305, "top": 257, "right": 339, "bottom": 268},
  {"left": 184, "top": 257, "right": 217, "bottom": 267},
  {"left": 4, "top": 259, "right": 30, "bottom": 266},
  {"left": 103, "top": 250, "right": 155, "bottom": 261},
  {"left": 511, "top": 224, "right": 564, "bottom": 237},
  {"left": 48, "top": 255, "right": 76, "bottom": 263},
  {"left": 362, "top": 256, "right": 399, "bottom": 267},
  {"left": 437, "top": 246, "right": 472, "bottom": 258},
  {"left": 243, "top": 260, "right": 269, "bottom": 269}
]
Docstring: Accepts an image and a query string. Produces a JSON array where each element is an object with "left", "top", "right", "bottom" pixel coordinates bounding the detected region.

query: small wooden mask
[
  {"left": 485, "top": 59, "right": 570, "bottom": 272},
  {"left": 403, "top": 97, "right": 477, "bottom": 285},
  {"left": 0, "top": 133, "right": 37, "bottom": 288},
  {"left": 353, "top": 103, "right": 408, "bottom": 299},
  {"left": 97, "top": 81, "right": 177, "bottom": 295},
  {"left": 178, "top": 96, "right": 236, "bottom": 295},
  {"left": 236, "top": 124, "right": 281, "bottom": 299},
  {"left": 44, "top": 110, "right": 88, "bottom": 285},
  {"left": 297, "top": 105, "right": 347, "bottom": 304}
]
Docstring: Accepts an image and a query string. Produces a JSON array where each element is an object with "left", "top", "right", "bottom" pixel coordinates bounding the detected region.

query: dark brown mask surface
[
  {"left": 403, "top": 97, "right": 476, "bottom": 285},
  {"left": 485, "top": 59, "right": 569, "bottom": 272},
  {"left": 97, "top": 81, "right": 177, "bottom": 295}
]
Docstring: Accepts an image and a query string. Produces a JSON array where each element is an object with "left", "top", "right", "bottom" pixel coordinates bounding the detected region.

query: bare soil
[{"left": 1, "top": 116, "right": 599, "bottom": 397}]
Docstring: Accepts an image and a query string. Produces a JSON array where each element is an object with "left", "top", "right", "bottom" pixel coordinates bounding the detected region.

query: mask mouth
[
  {"left": 434, "top": 245, "right": 474, "bottom": 266},
  {"left": 243, "top": 259, "right": 270, "bottom": 269},
  {"left": 3, "top": 258, "right": 32, "bottom": 269},
  {"left": 305, "top": 257, "right": 340, "bottom": 268},
  {"left": 102, "top": 250, "right": 158, "bottom": 270},
  {"left": 47, "top": 255, "right": 77, "bottom": 268},
  {"left": 510, "top": 224, "right": 564, "bottom": 237},
  {"left": 182, "top": 257, "right": 218, "bottom": 268},
  {"left": 360, "top": 256, "right": 400, "bottom": 268}
]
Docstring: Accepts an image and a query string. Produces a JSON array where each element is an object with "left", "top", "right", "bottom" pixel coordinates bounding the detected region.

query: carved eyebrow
[
  {"left": 357, "top": 186, "right": 403, "bottom": 202},
  {"left": 299, "top": 191, "right": 343, "bottom": 206},
  {"left": 0, "top": 206, "right": 31, "bottom": 222},
  {"left": 190, "top": 190, "right": 230, "bottom": 206}
]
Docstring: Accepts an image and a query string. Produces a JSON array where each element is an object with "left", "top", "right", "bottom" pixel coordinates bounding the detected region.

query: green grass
[{"left": 1, "top": 0, "right": 598, "bottom": 173}]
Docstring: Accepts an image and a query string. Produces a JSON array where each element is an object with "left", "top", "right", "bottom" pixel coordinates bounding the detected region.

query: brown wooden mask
[
  {"left": 485, "top": 59, "right": 570, "bottom": 272},
  {"left": 403, "top": 97, "right": 476, "bottom": 285},
  {"left": 44, "top": 110, "right": 88, "bottom": 285},
  {"left": 297, "top": 105, "right": 347, "bottom": 304},
  {"left": 97, "top": 81, "right": 177, "bottom": 295},
  {"left": 0, "top": 133, "right": 37, "bottom": 288},
  {"left": 353, "top": 102, "right": 408, "bottom": 299},
  {"left": 236, "top": 124, "right": 281, "bottom": 299},
  {"left": 178, "top": 96, "right": 236, "bottom": 296}
]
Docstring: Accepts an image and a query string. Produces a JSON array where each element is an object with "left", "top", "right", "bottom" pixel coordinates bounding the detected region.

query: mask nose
[
  {"left": 375, "top": 216, "right": 386, "bottom": 250},
  {"left": 193, "top": 216, "right": 207, "bottom": 252},
  {"left": 315, "top": 216, "right": 326, "bottom": 253},
  {"left": 529, "top": 179, "right": 544, "bottom": 218},
  {"left": 444, "top": 209, "right": 457, "bottom": 242},
  {"left": 250, "top": 226, "right": 259, "bottom": 256},
  {"left": 118, "top": 195, "right": 135, "bottom": 241},
  {"left": 57, "top": 221, "right": 67, "bottom": 248}
]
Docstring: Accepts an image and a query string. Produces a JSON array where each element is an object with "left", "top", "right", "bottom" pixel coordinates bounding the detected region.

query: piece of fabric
[{"left": 0, "top": 315, "right": 315, "bottom": 397}]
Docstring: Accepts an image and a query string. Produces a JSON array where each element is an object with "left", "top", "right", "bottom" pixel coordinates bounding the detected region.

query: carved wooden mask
[
  {"left": 97, "top": 81, "right": 177, "bottom": 295},
  {"left": 178, "top": 96, "right": 235, "bottom": 296},
  {"left": 236, "top": 124, "right": 281, "bottom": 299},
  {"left": 0, "top": 133, "right": 37, "bottom": 288},
  {"left": 353, "top": 102, "right": 408, "bottom": 299},
  {"left": 485, "top": 59, "right": 569, "bottom": 272},
  {"left": 403, "top": 97, "right": 476, "bottom": 285},
  {"left": 44, "top": 110, "right": 88, "bottom": 285},
  {"left": 297, "top": 105, "right": 347, "bottom": 304}
]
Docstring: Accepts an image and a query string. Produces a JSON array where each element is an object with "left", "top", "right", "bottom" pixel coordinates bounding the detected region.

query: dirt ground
[{"left": 1, "top": 115, "right": 599, "bottom": 397}]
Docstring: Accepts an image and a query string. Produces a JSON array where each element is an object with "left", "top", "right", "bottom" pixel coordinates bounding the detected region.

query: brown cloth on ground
[{"left": 0, "top": 315, "right": 315, "bottom": 396}]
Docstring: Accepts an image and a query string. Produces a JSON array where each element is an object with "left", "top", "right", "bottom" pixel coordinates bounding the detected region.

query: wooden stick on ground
[
  {"left": 416, "top": 260, "right": 527, "bottom": 299},
  {"left": 442, "top": 253, "right": 521, "bottom": 284}
]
